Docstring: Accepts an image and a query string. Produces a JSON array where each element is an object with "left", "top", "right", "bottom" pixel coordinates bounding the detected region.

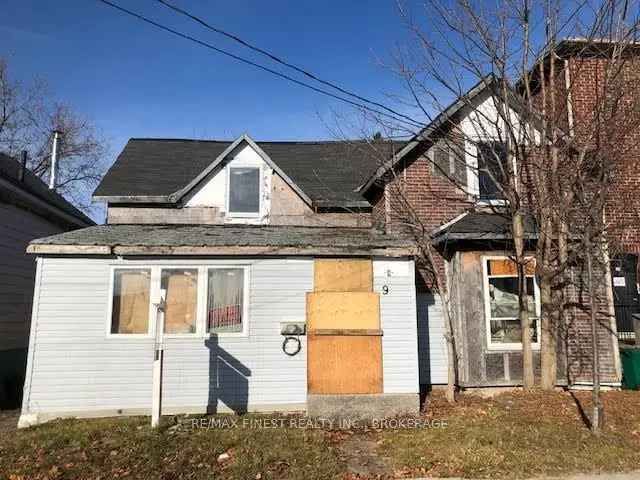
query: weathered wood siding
[{"left": 0, "top": 204, "right": 63, "bottom": 352}]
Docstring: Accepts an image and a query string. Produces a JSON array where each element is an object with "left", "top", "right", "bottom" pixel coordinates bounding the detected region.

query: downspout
[{"left": 564, "top": 60, "right": 575, "bottom": 138}]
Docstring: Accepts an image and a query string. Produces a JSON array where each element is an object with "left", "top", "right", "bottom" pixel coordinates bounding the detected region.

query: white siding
[
  {"left": 417, "top": 293, "right": 448, "bottom": 385},
  {"left": 0, "top": 204, "right": 63, "bottom": 351},
  {"left": 375, "top": 259, "right": 419, "bottom": 394},
  {"left": 23, "top": 257, "right": 312, "bottom": 415},
  {"left": 185, "top": 144, "right": 272, "bottom": 224}
]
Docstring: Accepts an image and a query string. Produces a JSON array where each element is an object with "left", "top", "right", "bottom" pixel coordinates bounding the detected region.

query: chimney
[
  {"left": 19, "top": 150, "right": 27, "bottom": 182},
  {"left": 49, "top": 130, "right": 61, "bottom": 190}
]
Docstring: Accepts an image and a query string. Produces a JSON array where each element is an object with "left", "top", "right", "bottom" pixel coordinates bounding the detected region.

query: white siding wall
[
  {"left": 417, "top": 293, "right": 448, "bottom": 385},
  {"left": 0, "top": 204, "right": 63, "bottom": 351},
  {"left": 375, "top": 259, "right": 419, "bottom": 394},
  {"left": 185, "top": 144, "right": 272, "bottom": 224},
  {"left": 23, "top": 257, "right": 312, "bottom": 416}
]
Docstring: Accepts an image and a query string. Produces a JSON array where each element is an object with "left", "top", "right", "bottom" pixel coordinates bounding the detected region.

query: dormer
[{"left": 93, "top": 134, "right": 378, "bottom": 227}]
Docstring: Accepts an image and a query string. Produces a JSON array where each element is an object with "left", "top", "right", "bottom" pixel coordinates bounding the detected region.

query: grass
[
  {"left": 380, "top": 390, "right": 640, "bottom": 478},
  {"left": 0, "top": 414, "right": 344, "bottom": 480},
  {"left": 1, "top": 391, "right": 639, "bottom": 479}
]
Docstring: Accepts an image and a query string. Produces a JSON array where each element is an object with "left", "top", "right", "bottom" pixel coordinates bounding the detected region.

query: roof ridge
[{"left": 128, "top": 137, "right": 403, "bottom": 145}]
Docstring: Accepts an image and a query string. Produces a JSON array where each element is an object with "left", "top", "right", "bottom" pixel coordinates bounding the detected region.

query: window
[
  {"left": 161, "top": 269, "right": 198, "bottom": 334},
  {"left": 110, "top": 269, "right": 151, "bottom": 334},
  {"left": 207, "top": 268, "right": 246, "bottom": 334},
  {"left": 483, "top": 258, "right": 540, "bottom": 349},
  {"left": 477, "top": 142, "right": 508, "bottom": 201},
  {"left": 433, "top": 137, "right": 467, "bottom": 189},
  {"left": 228, "top": 167, "right": 260, "bottom": 215}
]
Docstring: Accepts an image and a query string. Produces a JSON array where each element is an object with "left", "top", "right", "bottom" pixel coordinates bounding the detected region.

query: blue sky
[{"left": 2, "top": 0, "right": 415, "bottom": 160}]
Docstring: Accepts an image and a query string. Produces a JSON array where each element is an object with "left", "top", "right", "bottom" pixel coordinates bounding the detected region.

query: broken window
[
  {"left": 483, "top": 258, "right": 540, "bottom": 348},
  {"left": 110, "top": 269, "right": 151, "bottom": 334},
  {"left": 161, "top": 269, "right": 198, "bottom": 334},
  {"left": 477, "top": 142, "right": 508, "bottom": 201},
  {"left": 207, "top": 268, "right": 246, "bottom": 334},
  {"left": 228, "top": 167, "right": 260, "bottom": 214}
]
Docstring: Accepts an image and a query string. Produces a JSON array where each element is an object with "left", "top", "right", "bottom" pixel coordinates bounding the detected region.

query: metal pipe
[{"left": 49, "top": 130, "right": 61, "bottom": 189}]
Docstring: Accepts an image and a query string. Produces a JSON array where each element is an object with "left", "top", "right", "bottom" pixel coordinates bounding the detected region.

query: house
[
  {"left": 0, "top": 152, "right": 94, "bottom": 409},
  {"left": 19, "top": 136, "right": 421, "bottom": 427},
  {"left": 18, "top": 40, "right": 631, "bottom": 426},
  {"left": 361, "top": 71, "right": 622, "bottom": 388}
]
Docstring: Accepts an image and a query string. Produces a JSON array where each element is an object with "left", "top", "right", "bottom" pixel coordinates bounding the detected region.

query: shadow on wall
[
  {"left": 417, "top": 292, "right": 434, "bottom": 390},
  {"left": 205, "top": 337, "right": 251, "bottom": 414}
]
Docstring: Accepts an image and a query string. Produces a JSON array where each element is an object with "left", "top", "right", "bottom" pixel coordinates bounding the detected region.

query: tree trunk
[
  {"left": 585, "top": 233, "right": 602, "bottom": 435},
  {"left": 539, "top": 274, "right": 556, "bottom": 389},
  {"left": 513, "top": 212, "right": 535, "bottom": 389}
]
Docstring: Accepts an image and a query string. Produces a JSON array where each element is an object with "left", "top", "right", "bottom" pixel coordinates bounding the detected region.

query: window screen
[
  {"left": 229, "top": 167, "right": 260, "bottom": 214},
  {"left": 207, "top": 268, "right": 245, "bottom": 333},
  {"left": 111, "top": 269, "right": 151, "bottom": 334}
]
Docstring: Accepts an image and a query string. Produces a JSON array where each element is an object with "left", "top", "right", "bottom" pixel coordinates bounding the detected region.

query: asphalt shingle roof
[
  {"left": 432, "top": 212, "right": 538, "bottom": 244},
  {"left": 0, "top": 152, "right": 94, "bottom": 227},
  {"left": 93, "top": 138, "right": 402, "bottom": 207}
]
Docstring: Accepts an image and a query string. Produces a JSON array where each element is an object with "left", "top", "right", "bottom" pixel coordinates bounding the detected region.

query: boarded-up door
[{"left": 307, "top": 259, "right": 383, "bottom": 394}]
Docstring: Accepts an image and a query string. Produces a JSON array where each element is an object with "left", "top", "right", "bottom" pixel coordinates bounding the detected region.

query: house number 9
[{"left": 382, "top": 285, "right": 389, "bottom": 295}]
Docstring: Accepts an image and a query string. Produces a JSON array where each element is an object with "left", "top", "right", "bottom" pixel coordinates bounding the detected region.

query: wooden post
[{"left": 151, "top": 290, "right": 166, "bottom": 428}]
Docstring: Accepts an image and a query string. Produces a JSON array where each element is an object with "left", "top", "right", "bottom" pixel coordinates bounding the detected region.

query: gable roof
[
  {"left": 357, "top": 75, "right": 532, "bottom": 194},
  {"left": 0, "top": 152, "right": 94, "bottom": 228},
  {"left": 94, "top": 135, "right": 401, "bottom": 209}
]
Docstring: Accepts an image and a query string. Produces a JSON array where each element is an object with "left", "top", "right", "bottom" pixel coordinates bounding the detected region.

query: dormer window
[{"left": 228, "top": 167, "right": 260, "bottom": 216}]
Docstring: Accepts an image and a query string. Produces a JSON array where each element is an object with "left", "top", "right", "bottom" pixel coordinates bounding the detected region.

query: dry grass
[
  {"left": 1, "top": 391, "right": 639, "bottom": 479},
  {"left": 0, "top": 414, "right": 343, "bottom": 480},
  {"left": 379, "top": 390, "right": 640, "bottom": 478}
]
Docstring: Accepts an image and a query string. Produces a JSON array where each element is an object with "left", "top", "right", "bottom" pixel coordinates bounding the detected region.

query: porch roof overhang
[
  {"left": 431, "top": 212, "right": 538, "bottom": 245},
  {"left": 27, "top": 224, "right": 417, "bottom": 257}
]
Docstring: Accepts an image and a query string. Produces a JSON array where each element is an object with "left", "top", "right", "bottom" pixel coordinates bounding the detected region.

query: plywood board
[
  {"left": 306, "top": 292, "right": 380, "bottom": 330},
  {"left": 307, "top": 335, "right": 383, "bottom": 394},
  {"left": 314, "top": 259, "right": 373, "bottom": 292}
]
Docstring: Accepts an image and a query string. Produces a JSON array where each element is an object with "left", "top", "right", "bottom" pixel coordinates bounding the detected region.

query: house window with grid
[{"left": 483, "top": 258, "right": 540, "bottom": 349}]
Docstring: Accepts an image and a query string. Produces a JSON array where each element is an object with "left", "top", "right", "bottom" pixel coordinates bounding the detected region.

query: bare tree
[
  {"left": 345, "top": 0, "right": 640, "bottom": 406},
  {"left": 0, "top": 57, "right": 108, "bottom": 214}
]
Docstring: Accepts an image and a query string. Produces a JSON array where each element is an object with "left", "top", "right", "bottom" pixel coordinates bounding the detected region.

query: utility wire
[
  {"left": 154, "top": 0, "right": 424, "bottom": 127},
  {"left": 96, "top": 0, "right": 423, "bottom": 129}
]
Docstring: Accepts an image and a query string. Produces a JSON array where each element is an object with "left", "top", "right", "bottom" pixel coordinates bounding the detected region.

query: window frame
[
  {"left": 226, "top": 165, "right": 262, "bottom": 218},
  {"left": 106, "top": 264, "right": 251, "bottom": 339},
  {"left": 158, "top": 266, "right": 203, "bottom": 338},
  {"left": 481, "top": 255, "right": 541, "bottom": 351},
  {"left": 106, "top": 266, "right": 154, "bottom": 338},
  {"left": 468, "top": 139, "right": 515, "bottom": 206},
  {"left": 205, "top": 265, "right": 250, "bottom": 338}
]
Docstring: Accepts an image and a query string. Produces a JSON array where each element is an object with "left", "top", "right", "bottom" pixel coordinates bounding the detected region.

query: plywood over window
[{"left": 111, "top": 269, "right": 151, "bottom": 334}]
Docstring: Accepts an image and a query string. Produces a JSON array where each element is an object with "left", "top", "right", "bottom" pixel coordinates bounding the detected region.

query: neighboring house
[
  {"left": 0, "top": 152, "right": 94, "bottom": 409},
  {"left": 18, "top": 40, "right": 632, "bottom": 426},
  {"left": 528, "top": 39, "right": 640, "bottom": 342}
]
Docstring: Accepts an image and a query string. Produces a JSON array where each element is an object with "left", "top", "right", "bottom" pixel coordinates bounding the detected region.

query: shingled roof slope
[
  {"left": 93, "top": 138, "right": 401, "bottom": 207},
  {"left": 0, "top": 152, "right": 94, "bottom": 227}
]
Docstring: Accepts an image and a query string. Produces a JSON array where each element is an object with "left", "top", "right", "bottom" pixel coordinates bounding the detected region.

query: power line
[
  {"left": 154, "top": 0, "right": 424, "bottom": 127},
  {"left": 95, "top": 0, "right": 423, "bottom": 129}
]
